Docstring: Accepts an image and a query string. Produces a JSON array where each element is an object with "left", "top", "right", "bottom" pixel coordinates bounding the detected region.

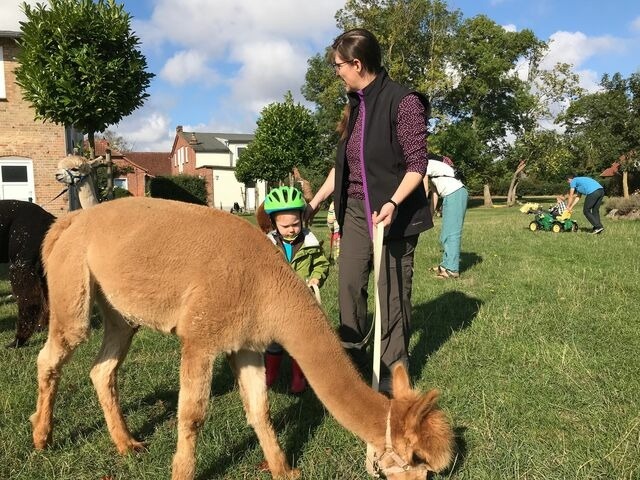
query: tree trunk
[
  {"left": 105, "top": 148, "right": 114, "bottom": 200},
  {"left": 87, "top": 130, "right": 99, "bottom": 194},
  {"left": 623, "top": 171, "right": 629, "bottom": 198},
  {"left": 483, "top": 183, "right": 493, "bottom": 207},
  {"left": 506, "top": 161, "right": 526, "bottom": 207}
]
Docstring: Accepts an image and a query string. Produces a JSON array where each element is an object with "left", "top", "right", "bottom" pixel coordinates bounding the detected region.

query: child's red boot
[
  {"left": 265, "top": 352, "right": 282, "bottom": 388},
  {"left": 289, "top": 359, "right": 307, "bottom": 394}
]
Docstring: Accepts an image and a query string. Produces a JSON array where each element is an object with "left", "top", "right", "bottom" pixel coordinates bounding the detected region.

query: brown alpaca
[{"left": 31, "top": 197, "right": 454, "bottom": 480}]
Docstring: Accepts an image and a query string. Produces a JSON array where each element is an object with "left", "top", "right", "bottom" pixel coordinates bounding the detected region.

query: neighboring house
[
  {"left": 169, "top": 126, "right": 265, "bottom": 210},
  {"left": 0, "top": 31, "right": 81, "bottom": 215},
  {"left": 92, "top": 139, "right": 170, "bottom": 197}
]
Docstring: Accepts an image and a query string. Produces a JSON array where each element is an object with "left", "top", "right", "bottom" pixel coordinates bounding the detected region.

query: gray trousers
[{"left": 338, "top": 197, "right": 417, "bottom": 378}]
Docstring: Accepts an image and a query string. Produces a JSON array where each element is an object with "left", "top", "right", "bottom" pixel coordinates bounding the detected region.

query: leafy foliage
[
  {"left": 149, "top": 175, "right": 207, "bottom": 205},
  {"left": 15, "top": 0, "right": 153, "bottom": 142},
  {"left": 235, "top": 92, "right": 321, "bottom": 184},
  {"left": 560, "top": 72, "right": 640, "bottom": 175}
]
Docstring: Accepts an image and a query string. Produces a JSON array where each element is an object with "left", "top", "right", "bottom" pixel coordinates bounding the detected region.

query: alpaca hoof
[
  {"left": 257, "top": 460, "right": 300, "bottom": 479},
  {"left": 117, "top": 439, "right": 147, "bottom": 454},
  {"left": 6, "top": 337, "right": 27, "bottom": 348}
]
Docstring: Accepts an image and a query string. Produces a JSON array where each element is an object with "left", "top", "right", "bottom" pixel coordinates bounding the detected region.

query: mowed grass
[{"left": 0, "top": 199, "right": 638, "bottom": 480}]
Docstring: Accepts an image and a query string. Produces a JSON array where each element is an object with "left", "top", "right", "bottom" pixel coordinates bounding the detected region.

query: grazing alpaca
[
  {"left": 0, "top": 200, "right": 55, "bottom": 347},
  {"left": 55, "top": 155, "right": 101, "bottom": 209},
  {"left": 31, "top": 197, "right": 454, "bottom": 479}
]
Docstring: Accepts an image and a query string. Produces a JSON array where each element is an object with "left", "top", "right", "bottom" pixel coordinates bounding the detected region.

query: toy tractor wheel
[
  {"left": 551, "top": 222, "right": 562, "bottom": 233},
  {"left": 572, "top": 222, "right": 578, "bottom": 232},
  {"left": 529, "top": 221, "right": 538, "bottom": 231}
]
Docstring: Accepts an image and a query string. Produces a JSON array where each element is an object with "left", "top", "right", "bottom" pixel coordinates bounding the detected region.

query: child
[
  {"left": 326, "top": 200, "right": 341, "bottom": 263},
  {"left": 263, "top": 186, "right": 330, "bottom": 393},
  {"left": 549, "top": 195, "right": 567, "bottom": 217}
]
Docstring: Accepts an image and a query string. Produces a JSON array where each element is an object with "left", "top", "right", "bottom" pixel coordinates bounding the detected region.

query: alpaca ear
[
  {"left": 412, "top": 389, "right": 440, "bottom": 425},
  {"left": 403, "top": 389, "right": 441, "bottom": 438},
  {"left": 391, "top": 363, "right": 411, "bottom": 398}
]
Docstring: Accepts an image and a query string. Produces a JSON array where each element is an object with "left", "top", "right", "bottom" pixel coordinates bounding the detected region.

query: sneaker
[{"left": 593, "top": 227, "right": 604, "bottom": 234}]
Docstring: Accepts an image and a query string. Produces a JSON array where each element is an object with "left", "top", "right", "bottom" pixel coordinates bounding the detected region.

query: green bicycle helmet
[{"left": 264, "top": 186, "right": 306, "bottom": 214}]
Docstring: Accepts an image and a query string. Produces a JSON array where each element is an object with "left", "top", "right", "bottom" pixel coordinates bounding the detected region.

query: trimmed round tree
[{"left": 14, "top": 0, "right": 154, "bottom": 198}]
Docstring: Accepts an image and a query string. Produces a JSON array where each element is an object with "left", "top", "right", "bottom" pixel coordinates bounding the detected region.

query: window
[
  {"left": 114, "top": 178, "right": 128, "bottom": 190},
  {"left": 0, "top": 46, "right": 6, "bottom": 99},
  {"left": 1, "top": 165, "right": 28, "bottom": 182}
]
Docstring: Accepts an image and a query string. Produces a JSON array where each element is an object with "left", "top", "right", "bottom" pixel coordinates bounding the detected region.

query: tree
[
  {"left": 235, "top": 92, "right": 321, "bottom": 185},
  {"left": 302, "top": 0, "right": 460, "bottom": 180},
  {"left": 560, "top": 72, "right": 640, "bottom": 197},
  {"left": 440, "top": 15, "right": 544, "bottom": 206},
  {"left": 97, "top": 129, "right": 133, "bottom": 153},
  {"left": 15, "top": 0, "right": 153, "bottom": 199}
]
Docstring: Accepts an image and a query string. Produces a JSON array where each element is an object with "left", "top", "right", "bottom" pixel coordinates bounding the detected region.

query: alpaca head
[
  {"left": 380, "top": 365, "right": 455, "bottom": 477},
  {"left": 55, "top": 155, "right": 100, "bottom": 186}
]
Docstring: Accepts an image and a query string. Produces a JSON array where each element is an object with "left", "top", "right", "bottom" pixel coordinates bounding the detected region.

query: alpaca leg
[
  {"left": 171, "top": 344, "right": 215, "bottom": 480},
  {"left": 8, "top": 263, "right": 42, "bottom": 347},
  {"left": 31, "top": 310, "right": 91, "bottom": 449},
  {"left": 89, "top": 296, "right": 141, "bottom": 454},
  {"left": 228, "top": 349, "right": 299, "bottom": 479}
]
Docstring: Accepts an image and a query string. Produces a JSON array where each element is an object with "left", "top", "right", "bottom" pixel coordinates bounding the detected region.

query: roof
[
  {"left": 601, "top": 162, "right": 620, "bottom": 177},
  {"left": 125, "top": 152, "right": 171, "bottom": 176},
  {"left": 179, "top": 131, "right": 254, "bottom": 153},
  {"left": 0, "top": 31, "right": 21, "bottom": 39}
]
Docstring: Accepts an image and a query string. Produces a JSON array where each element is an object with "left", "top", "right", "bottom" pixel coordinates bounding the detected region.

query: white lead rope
[{"left": 366, "top": 222, "right": 385, "bottom": 475}]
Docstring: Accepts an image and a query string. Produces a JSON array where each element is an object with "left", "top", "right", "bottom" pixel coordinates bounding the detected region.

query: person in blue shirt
[{"left": 566, "top": 174, "right": 605, "bottom": 234}]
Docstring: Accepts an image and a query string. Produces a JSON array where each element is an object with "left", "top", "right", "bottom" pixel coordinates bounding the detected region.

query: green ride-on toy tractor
[{"left": 528, "top": 209, "right": 578, "bottom": 233}]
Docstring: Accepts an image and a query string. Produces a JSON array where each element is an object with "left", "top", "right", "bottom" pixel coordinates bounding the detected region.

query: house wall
[
  {"left": 195, "top": 151, "right": 229, "bottom": 169},
  {"left": 0, "top": 37, "right": 68, "bottom": 216},
  {"left": 211, "top": 169, "right": 266, "bottom": 211}
]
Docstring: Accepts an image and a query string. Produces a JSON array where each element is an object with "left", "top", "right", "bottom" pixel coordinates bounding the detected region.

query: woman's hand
[
  {"left": 372, "top": 201, "right": 396, "bottom": 227},
  {"left": 304, "top": 202, "right": 319, "bottom": 226}
]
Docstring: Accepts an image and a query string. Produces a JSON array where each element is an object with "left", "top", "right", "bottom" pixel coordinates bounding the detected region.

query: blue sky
[{"left": 2, "top": 0, "right": 639, "bottom": 152}]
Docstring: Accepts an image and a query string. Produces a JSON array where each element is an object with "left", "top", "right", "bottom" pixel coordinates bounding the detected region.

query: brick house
[
  {"left": 169, "top": 126, "right": 266, "bottom": 211},
  {"left": 0, "top": 31, "right": 81, "bottom": 215},
  {"left": 93, "top": 139, "right": 170, "bottom": 197}
]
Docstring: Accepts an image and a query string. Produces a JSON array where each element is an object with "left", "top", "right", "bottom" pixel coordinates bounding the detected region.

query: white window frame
[
  {"left": 114, "top": 178, "right": 128, "bottom": 190},
  {"left": 0, "top": 46, "right": 6, "bottom": 99}
]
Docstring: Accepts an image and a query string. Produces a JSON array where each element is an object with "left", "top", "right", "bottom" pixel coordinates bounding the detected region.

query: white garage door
[{"left": 0, "top": 158, "right": 35, "bottom": 202}]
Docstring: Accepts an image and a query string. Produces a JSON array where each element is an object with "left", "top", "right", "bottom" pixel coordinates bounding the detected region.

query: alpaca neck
[
  {"left": 78, "top": 178, "right": 99, "bottom": 208},
  {"left": 277, "top": 301, "right": 389, "bottom": 446}
]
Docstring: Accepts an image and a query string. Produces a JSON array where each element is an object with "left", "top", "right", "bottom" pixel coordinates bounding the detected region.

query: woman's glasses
[{"left": 331, "top": 60, "right": 354, "bottom": 71}]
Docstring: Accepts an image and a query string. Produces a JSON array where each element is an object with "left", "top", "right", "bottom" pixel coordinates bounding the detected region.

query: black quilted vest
[{"left": 334, "top": 69, "right": 433, "bottom": 239}]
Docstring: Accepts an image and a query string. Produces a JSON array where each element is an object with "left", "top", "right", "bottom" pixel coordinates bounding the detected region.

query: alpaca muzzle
[{"left": 366, "top": 411, "right": 430, "bottom": 480}]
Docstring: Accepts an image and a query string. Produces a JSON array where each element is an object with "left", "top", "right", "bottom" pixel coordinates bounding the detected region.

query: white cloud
[
  {"left": 502, "top": 23, "right": 517, "bottom": 32},
  {"left": 114, "top": 108, "right": 173, "bottom": 152},
  {"left": 228, "top": 40, "right": 312, "bottom": 114},
  {"left": 540, "top": 31, "right": 623, "bottom": 70},
  {"left": 130, "top": 0, "right": 343, "bottom": 143},
  {"left": 0, "top": 0, "right": 48, "bottom": 31},
  {"left": 631, "top": 16, "right": 640, "bottom": 32},
  {"left": 160, "top": 50, "right": 219, "bottom": 86}
]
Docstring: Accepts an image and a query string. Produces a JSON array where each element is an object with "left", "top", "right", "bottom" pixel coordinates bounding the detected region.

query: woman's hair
[
  {"left": 331, "top": 28, "right": 382, "bottom": 74},
  {"left": 336, "top": 103, "right": 350, "bottom": 141}
]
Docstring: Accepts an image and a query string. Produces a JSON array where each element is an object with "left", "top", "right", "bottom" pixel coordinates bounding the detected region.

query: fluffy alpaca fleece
[
  {"left": 31, "top": 197, "right": 454, "bottom": 480},
  {"left": 55, "top": 155, "right": 100, "bottom": 209},
  {"left": 0, "top": 200, "right": 55, "bottom": 347}
]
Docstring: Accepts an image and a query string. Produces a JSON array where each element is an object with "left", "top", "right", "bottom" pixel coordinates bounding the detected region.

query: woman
[{"left": 306, "top": 28, "right": 432, "bottom": 394}]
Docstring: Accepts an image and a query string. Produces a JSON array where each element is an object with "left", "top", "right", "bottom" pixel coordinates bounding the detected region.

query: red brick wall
[
  {"left": 169, "top": 134, "right": 213, "bottom": 205},
  {"left": 0, "top": 38, "right": 68, "bottom": 216}
]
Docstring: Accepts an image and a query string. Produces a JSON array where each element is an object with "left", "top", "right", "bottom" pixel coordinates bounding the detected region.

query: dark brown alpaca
[
  {"left": 0, "top": 200, "right": 55, "bottom": 347},
  {"left": 31, "top": 197, "right": 454, "bottom": 479}
]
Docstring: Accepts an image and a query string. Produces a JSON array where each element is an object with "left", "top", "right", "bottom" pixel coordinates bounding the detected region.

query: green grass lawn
[{"left": 1, "top": 200, "right": 638, "bottom": 480}]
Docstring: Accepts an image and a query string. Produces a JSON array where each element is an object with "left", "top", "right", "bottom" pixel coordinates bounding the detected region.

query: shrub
[
  {"left": 604, "top": 195, "right": 640, "bottom": 215},
  {"left": 149, "top": 175, "right": 207, "bottom": 205}
]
